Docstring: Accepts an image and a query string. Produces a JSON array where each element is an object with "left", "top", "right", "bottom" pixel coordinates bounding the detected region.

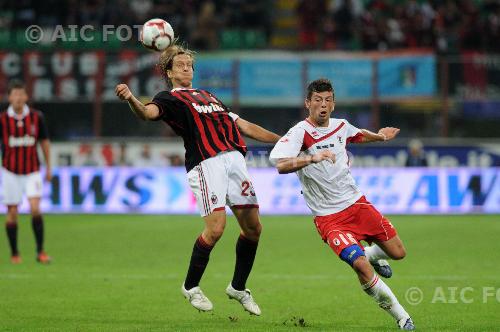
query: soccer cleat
[
  {"left": 36, "top": 252, "right": 51, "bottom": 264},
  {"left": 398, "top": 317, "right": 415, "bottom": 330},
  {"left": 225, "top": 283, "right": 261, "bottom": 316},
  {"left": 11, "top": 255, "right": 22, "bottom": 264},
  {"left": 371, "top": 259, "right": 392, "bottom": 278},
  {"left": 181, "top": 284, "right": 213, "bottom": 312}
]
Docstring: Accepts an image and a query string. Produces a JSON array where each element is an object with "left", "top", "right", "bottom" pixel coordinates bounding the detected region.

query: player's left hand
[
  {"left": 45, "top": 168, "right": 52, "bottom": 182},
  {"left": 378, "top": 127, "right": 400, "bottom": 141}
]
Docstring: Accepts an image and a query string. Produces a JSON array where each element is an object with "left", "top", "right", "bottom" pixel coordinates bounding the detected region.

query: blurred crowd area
[
  {"left": 298, "top": 0, "right": 500, "bottom": 53},
  {"left": 0, "top": 0, "right": 499, "bottom": 52},
  {"left": 71, "top": 143, "right": 184, "bottom": 167}
]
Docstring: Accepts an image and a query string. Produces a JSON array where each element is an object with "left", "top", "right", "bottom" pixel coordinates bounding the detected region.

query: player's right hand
[
  {"left": 312, "top": 150, "right": 336, "bottom": 164},
  {"left": 115, "top": 84, "right": 133, "bottom": 101}
]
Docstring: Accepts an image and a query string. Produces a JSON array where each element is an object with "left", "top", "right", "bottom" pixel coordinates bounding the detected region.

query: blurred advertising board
[
  {"left": 1, "top": 167, "right": 498, "bottom": 215},
  {"left": 0, "top": 51, "right": 436, "bottom": 105}
]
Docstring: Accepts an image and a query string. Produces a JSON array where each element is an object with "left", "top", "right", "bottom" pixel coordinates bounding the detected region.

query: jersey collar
[
  {"left": 7, "top": 104, "right": 29, "bottom": 119},
  {"left": 171, "top": 87, "right": 197, "bottom": 92}
]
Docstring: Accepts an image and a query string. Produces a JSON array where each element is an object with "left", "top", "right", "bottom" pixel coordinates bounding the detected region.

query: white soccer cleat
[
  {"left": 398, "top": 317, "right": 415, "bottom": 330},
  {"left": 181, "top": 284, "right": 213, "bottom": 312},
  {"left": 225, "top": 283, "right": 261, "bottom": 316}
]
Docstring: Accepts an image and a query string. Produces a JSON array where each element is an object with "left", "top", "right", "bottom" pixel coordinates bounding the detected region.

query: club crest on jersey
[
  {"left": 210, "top": 193, "right": 218, "bottom": 205},
  {"left": 338, "top": 136, "right": 343, "bottom": 144},
  {"left": 192, "top": 102, "right": 225, "bottom": 114},
  {"left": 311, "top": 131, "right": 320, "bottom": 138}
]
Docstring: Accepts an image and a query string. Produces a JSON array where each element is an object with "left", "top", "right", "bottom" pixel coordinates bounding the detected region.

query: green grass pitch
[{"left": 1, "top": 214, "right": 499, "bottom": 331}]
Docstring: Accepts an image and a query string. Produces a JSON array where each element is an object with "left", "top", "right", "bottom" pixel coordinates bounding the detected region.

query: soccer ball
[{"left": 140, "top": 18, "right": 174, "bottom": 52}]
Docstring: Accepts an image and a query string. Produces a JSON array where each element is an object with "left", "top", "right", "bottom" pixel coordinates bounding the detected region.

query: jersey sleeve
[
  {"left": 345, "top": 120, "right": 364, "bottom": 144},
  {"left": 37, "top": 112, "right": 49, "bottom": 140},
  {"left": 269, "top": 127, "right": 304, "bottom": 165},
  {"left": 145, "top": 91, "right": 176, "bottom": 121},
  {"left": 228, "top": 112, "right": 239, "bottom": 121}
]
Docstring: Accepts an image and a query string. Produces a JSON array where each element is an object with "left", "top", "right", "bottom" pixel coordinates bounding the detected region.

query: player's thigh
[
  {"left": 201, "top": 209, "right": 227, "bottom": 245},
  {"left": 187, "top": 160, "right": 227, "bottom": 217},
  {"left": 26, "top": 171, "right": 43, "bottom": 198},
  {"left": 231, "top": 207, "right": 261, "bottom": 241},
  {"left": 375, "top": 235, "right": 406, "bottom": 260},
  {"left": 1, "top": 169, "right": 25, "bottom": 206},
  {"left": 324, "top": 229, "right": 363, "bottom": 256},
  {"left": 358, "top": 202, "right": 398, "bottom": 245},
  {"left": 226, "top": 153, "right": 258, "bottom": 209}
]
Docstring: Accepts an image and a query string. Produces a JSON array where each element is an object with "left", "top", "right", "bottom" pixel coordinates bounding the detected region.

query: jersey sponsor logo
[
  {"left": 279, "top": 138, "right": 289, "bottom": 143},
  {"left": 316, "top": 143, "right": 335, "bottom": 149},
  {"left": 8, "top": 135, "right": 36, "bottom": 147},
  {"left": 191, "top": 102, "right": 225, "bottom": 114}
]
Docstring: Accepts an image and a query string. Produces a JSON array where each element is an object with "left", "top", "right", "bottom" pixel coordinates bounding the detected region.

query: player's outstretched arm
[
  {"left": 236, "top": 117, "right": 281, "bottom": 143},
  {"left": 275, "top": 150, "right": 335, "bottom": 174},
  {"left": 359, "top": 127, "right": 400, "bottom": 143},
  {"left": 115, "top": 84, "right": 160, "bottom": 121}
]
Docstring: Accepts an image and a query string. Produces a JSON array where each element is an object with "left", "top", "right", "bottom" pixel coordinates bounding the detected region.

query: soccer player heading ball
[
  {"left": 115, "top": 44, "right": 280, "bottom": 315},
  {"left": 270, "top": 78, "right": 415, "bottom": 330}
]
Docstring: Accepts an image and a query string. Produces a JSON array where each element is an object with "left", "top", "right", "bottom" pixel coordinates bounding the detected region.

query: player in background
[
  {"left": 1, "top": 80, "right": 52, "bottom": 264},
  {"left": 270, "top": 78, "right": 415, "bottom": 330},
  {"left": 115, "top": 44, "right": 280, "bottom": 315}
]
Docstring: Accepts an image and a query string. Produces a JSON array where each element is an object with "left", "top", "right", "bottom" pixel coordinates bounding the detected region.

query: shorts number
[{"left": 241, "top": 181, "right": 255, "bottom": 197}]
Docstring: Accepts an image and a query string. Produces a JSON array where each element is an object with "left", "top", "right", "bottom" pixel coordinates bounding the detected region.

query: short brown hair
[
  {"left": 306, "top": 78, "right": 334, "bottom": 100},
  {"left": 7, "top": 79, "right": 26, "bottom": 95},
  {"left": 158, "top": 44, "right": 195, "bottom": 89}
]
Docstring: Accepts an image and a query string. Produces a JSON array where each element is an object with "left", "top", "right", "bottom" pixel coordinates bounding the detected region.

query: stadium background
[{"left": 0, "top": 1, "right": 499, "bottom": 331}]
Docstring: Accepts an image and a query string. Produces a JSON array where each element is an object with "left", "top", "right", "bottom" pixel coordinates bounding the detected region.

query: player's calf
[{"left": 340, "top": 246, "right": 414, "bottom": 329}]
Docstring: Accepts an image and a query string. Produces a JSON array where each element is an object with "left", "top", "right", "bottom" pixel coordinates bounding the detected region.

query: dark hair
[
  {"left": 158, "top": 43, "right": 195, "bottom": 89},
  {"left": 306, "top": 78, "right": 334, "bottom": 100},
  {"left": 7, "top": 79, "right": 26, "bottom": 95}
]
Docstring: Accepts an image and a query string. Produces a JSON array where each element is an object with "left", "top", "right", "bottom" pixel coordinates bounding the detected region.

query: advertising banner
[
  {"left": 0, "top": 51, "right": 436, "bottom": 105},
  {"left": 1, "top": 167, "right": 498, "bottom": 215}
]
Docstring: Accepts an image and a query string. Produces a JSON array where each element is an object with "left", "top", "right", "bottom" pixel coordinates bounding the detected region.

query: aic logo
[{"left": 191, "top": 103, "right": 225, "bottom": 114}]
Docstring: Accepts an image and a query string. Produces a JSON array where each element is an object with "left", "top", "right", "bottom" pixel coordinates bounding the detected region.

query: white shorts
[
  {"left": 1, "top": 168, "right": 43, "bottom": 205},
  {"left": 187, "top": 151, "right": 259, "bottom": 217}
]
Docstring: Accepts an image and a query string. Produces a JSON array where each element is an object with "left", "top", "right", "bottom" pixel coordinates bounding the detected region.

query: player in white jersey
[{"left": 270, "top": 78, "right": 415, "bottom": 330}]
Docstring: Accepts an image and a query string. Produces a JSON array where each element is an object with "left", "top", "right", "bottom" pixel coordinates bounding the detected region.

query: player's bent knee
[
  {"left": 391, "top": 247, "right": 406, "bottom": 260},
  {"left": 206, "top": 227, "right": 225, "bottom": 243},
  {"left": 248, "top": 221, "right": 262, "bottom": 238},
  {"left": 339, "top": 244, "right": 366, "bottom": 267}
]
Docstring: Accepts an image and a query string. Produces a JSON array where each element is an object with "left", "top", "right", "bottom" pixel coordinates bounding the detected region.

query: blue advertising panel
[
  {"left": 238, "top": 59, "right": 303, "bottom": 106},
  {"left": 377, "top": 55, "right": 436, "bottom": 97},
  {"left": 307, "top": 59, "right": 373, "bottom": 99},
  {"left": 1, "top": 167, "right": 498, "bottom": 215},
  {"left": 192, "top": 59, "right": 234, "bottom": 103}
]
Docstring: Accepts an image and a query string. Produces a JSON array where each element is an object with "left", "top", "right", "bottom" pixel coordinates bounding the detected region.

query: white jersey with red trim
[{"left": 270, "top": 118, "right": 365, "bottom": 216}]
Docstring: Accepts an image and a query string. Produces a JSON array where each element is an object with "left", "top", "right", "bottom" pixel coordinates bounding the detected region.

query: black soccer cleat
[{"left": 371, "top": 259, "right": 392, "bottom": 278}]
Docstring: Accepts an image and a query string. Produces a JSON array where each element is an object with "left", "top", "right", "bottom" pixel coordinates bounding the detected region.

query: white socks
[
  {"left": 364, "top": 244, "right": 390, "bottom": 262},
  {"left": 362, "top": 274, "right": 410, "bottom": 322}
]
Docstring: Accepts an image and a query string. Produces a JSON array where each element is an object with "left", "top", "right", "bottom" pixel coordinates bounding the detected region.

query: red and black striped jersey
[
  {"left": 147, "top": 88, "right": 247, "bottom": 172},
  {"left": 0, "top": 106, "right": 49, "bottom": 174}
]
